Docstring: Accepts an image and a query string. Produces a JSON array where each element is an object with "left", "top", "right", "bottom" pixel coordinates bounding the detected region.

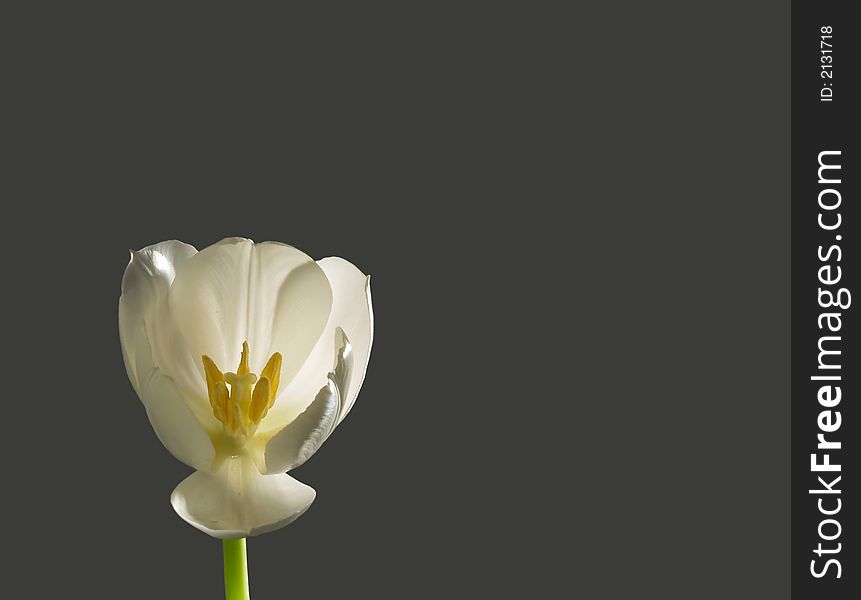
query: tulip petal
[
  {"left": 330, "top": 327, "right": 353, "bottom": 423},
  {"left": 166, "top": 238, "right": 254, "bottom": 372},
  {"left": 263, "top": 379, "right": 340, "bottom": 474},
  {"left": 167, "top": 239, "right": 333, "bottom": 389},
  {"left": 259, "top": 243, "right": 334, "bottom": 386},
  {"left": 315, "top": 259, "right": 372, "bottom": 423},
  {"left": 171, "top": 456, "right": 315, "bottom": 539},
  {"left": 119, "top": 240, "right": 197, "bottom": 394},
  {"left": 133, "top": 325, "right": 215, "bottom": 472},
  {"left": 263, "top": 258, "right": 372, "bottom": 430},
  {"left": 140, "top": 372, "right": 217, "bottom": 473}
]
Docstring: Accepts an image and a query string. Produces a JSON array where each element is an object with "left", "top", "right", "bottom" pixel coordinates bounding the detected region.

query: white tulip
[{"left": 119, "top": 238, "right": 373, "bottom": 539}]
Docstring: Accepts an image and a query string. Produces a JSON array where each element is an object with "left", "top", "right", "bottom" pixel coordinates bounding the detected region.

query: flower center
[{"left": 202, "top": 341, "right": 282, "bottom": 442}]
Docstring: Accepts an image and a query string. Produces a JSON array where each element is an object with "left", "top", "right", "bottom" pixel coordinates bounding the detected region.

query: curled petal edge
[{"left": 262, "top": 329, "right": 353, "bottom": 474}]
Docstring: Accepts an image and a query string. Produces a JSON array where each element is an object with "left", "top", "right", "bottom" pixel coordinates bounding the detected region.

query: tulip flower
[{"left": 119, "top": 238, "right": 373, "bottom": 599}]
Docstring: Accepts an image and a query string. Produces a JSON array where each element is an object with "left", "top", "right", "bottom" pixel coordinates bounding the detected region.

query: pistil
[{"left": 203, "top": 342, "right": 282, "bottom": 442}]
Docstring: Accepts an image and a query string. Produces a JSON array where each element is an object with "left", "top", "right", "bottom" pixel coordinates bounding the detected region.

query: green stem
[{"left": 223, "top": 538, "right": 250, "bottom": 600}]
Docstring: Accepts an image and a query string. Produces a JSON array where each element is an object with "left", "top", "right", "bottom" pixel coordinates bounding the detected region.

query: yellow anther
[
  {"left": 236, "top": 341, "right": 251, "bottom": 376},
  {"left": 230, "top": 402, "right": 244, "bottom": 435},
  {"left": 260, "top": 352, "right": 282, "bottom": 407},
  {"left": 202, "top": 342, "right": 283, "bottom": 441},
  {"left": 210, "top": 381, "right": 230, "bottom": 423},
  {"left": 250, "top": 376, "right": 271, "bottom": 423},
  {"left": 202, "top": 355, "right": 225, "bottom": 398}
]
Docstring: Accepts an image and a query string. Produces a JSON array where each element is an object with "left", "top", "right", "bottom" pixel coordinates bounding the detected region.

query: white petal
[
  {"left": 171, "top": 456, "right": 315, "bottom": 539},
  {"left": 330, "top": 327, "right": 353, "bottom": 423},
  {"left": 120, "top": 240, "right": 219, "bottom": 435},
  {"left": 257, "top": 243, "right": 334, "bottom": 380},
  {"left": 167, "top": 239, "right": 333, "bottom": 383},
  {"left": 263, "top": 257, "right": 372, "bottom": 430},
  {"left": 317, "top": 259, "right": 372, "bottom": 423},
  {"left": 134, "top": 325, "right": 215, "bottom": 472},
  {"left": 166, "top": 238, "right": 254, "bottom": 370},
  {"left": 119, "top": 240, "right": 197, "bottom": 393},
  {"left": 263, "top": 379, "right": 340, "bottom": 474}
]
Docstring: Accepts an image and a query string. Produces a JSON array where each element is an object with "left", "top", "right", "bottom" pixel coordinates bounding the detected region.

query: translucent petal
[
  {"left": 263, "top": 378, "right": 340, "bottom": 474},
  {"left": 119, "top": 240, "right": 197, "bottom": 394},
  {"left": 170, "top": 455, "right": 315, "bottom": 539},
  {"left": 133, "top": 324, "right": 215, "bottom": 471},
  {"left": 167, "top": 239, "right": 333, "bottom": 389},
  {"left": 263, "top": 257, "right": 372, "bottom": 430}
]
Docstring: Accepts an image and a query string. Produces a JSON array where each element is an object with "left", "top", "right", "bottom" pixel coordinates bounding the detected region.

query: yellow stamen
[
  {"left": 201, "top": 341, "right": 283, "bottom": 442},
  {"left": 250, "top": 376, "right": 271, "bottom": 423},
  {"left": 260, "top": 352, "right": 282, "bottom": 408},
  {"left": 210, "top": 380, "right": 230, "bottom": 423},
  {"left": 236, "top": 341, "right": 251, "bottom": 376},
  {"left": 202, "top": 355, "right": 225, "bottom": 398}
]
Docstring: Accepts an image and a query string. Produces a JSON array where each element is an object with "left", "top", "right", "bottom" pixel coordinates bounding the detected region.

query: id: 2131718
[{"left": 820, "top": 26, "right": 833, "bottom": 102}]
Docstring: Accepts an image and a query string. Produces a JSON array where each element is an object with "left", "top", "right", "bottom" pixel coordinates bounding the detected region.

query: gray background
[{"left": 5, "top": 3, "right": 788, "bottom": 598}]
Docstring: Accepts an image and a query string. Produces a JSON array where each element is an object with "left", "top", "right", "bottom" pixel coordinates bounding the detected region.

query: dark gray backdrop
[{"left": 6, "top": 3, "right": 788, "bottom": 598}]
